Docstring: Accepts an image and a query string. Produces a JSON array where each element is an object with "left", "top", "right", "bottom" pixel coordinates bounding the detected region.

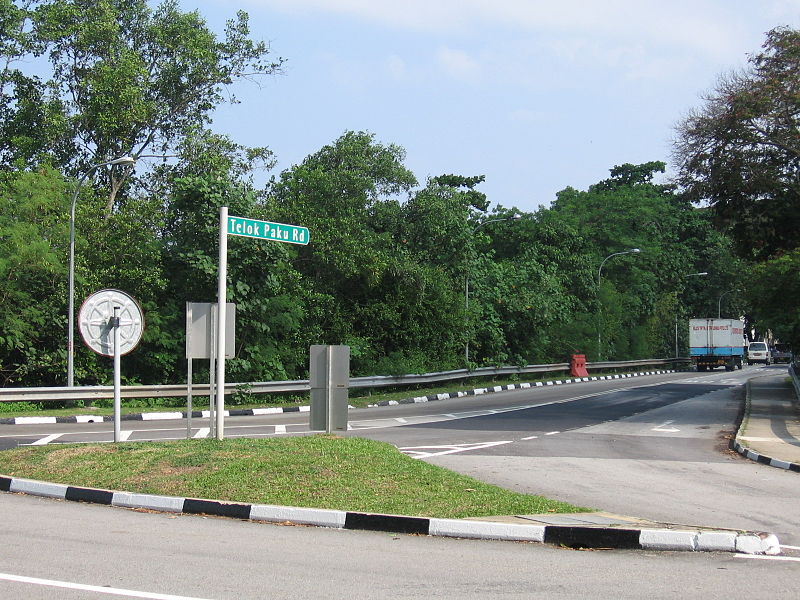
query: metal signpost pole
[
  {"left": 209, "top": 305, "right": 216, "bottom": 438},
  {"left": 216, "top": 207, "right": 228, "bottom": 440},
  {"left": 112, "top": 306, "right": 121, "bottom": 443},
  {"left": 186, "top": 302, "right": 193, "bottom": 440}
]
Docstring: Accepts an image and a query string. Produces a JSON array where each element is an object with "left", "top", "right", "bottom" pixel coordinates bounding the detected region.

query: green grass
[{"left": 0, "top": 436, "right": 588, "bottom": 518}]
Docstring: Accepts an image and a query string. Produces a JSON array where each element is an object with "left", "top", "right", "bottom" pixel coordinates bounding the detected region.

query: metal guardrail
[
  {"left": 789, "top": 362, "right": 800, "bottom": 400},
  {"left": 0, "top": 358, "right": 688, "bottom": 403}
]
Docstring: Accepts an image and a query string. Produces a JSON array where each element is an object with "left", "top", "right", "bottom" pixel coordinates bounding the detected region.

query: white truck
[{"left": 689, "top": 318, "right": 745, "bottom": 371}]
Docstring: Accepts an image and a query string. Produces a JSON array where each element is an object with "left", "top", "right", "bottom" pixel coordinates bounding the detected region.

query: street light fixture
[
  {"left": 464, "top": 214, "right": 522, "bottom": 364},
  {"left": 718, "top": 289, "right": 739, "bottom": 319},
  {"left": 67, "top": 155, "right": 136, "bottom": 387},
  {"left": 596, "top": 248, "right": 641, "bottom": 361},
  {"left": 675, "top": 272, "right": 709, "bottom": 357}
]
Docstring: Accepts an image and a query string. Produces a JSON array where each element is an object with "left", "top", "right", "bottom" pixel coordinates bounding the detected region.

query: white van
[{"left": 747, "top": 341, "right": 772, "bottom": 365}]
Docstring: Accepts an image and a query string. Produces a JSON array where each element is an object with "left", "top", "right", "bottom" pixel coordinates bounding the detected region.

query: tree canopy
[{"left": 674, "top": 26, "right": 800, "bottom": 260}]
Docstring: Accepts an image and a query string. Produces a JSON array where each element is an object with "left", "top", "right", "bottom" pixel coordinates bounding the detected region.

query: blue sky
[{"left": 177, "top": 0, "right": 800, "bottom": 214}]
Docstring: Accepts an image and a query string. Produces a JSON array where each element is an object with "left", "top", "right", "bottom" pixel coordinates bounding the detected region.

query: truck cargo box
[{"left": 689, "top": 318, "right": 744, "bottom": 371}]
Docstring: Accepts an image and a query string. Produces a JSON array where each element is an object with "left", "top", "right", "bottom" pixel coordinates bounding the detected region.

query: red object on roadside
[{"left": 570, "top": 354, "right": 589, "bottom": 377}]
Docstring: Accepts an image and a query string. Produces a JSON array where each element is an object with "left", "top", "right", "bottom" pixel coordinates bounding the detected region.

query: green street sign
[{"left": 227, "top": 215, "right": 310, "bottom": 245}]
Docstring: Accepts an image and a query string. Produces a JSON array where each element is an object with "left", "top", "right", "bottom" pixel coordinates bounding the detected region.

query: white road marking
[
  {"left": 119, "top": 430, "right": 133, "bottom": 441},
  {"left": 521, "top": 435, "right": 539, "bottom": 440},
  {"left": 399, "top": 441, "right": 513, "bottom": 459},
  {"left": 735, "top": 555, "right": 800, "bottom": 563},
  {"left": 30, "top": 433, "right": 63, "bottom": 446},
  {"left": 395, "top": 418, "right": 408, "bottom": 423},
  {"left": 652, "top": 420, "right": 680, "bottom": 432},
  {"left": 779, "top": 544, "right": 800, "bottom": 550},
  {"left": 193, "top": 428, "right": 210, "bottom": 439},
  {"left": 274, "top": 424, "right": 286, "bottom": 434},
  {"left": 0, "top": 571, "right": 214, "bottom": 599},
  {"left": 545, "top": 431, "right": 560, "bottom": 436}
]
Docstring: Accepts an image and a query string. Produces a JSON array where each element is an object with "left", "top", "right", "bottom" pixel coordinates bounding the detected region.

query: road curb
[
  {"left": 0, "top": 369, "right": 677, "bottom": 426},
  {"left": 0, "top": 474, "right": 779, "bottom": 554},
  {"left": 731, "top": 380, "right": 800, "bottom": 472}
]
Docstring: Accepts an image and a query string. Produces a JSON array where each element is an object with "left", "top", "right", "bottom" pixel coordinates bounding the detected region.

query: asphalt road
[
  {"left": 3, "top": 367, "right": 800, "bottom": 597},
  {"left": 1, "top": 491, "right": 798, "bottom": 600},
  {"left": 350, "top": 367, "right": 800, "bottom": 545}
]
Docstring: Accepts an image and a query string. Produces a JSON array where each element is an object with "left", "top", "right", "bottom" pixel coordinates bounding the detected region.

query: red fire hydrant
[{"left": 570, "top": 354, "right": 589, "bottom": 377}]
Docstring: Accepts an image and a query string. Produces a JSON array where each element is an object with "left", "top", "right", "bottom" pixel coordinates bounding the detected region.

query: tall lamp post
[
  {"left": 675, "top": 272, "right": 708, "bottom": 357},
  {"left": 718, "top": 289, "right": 738, "bottom": 318},
  {"left": 596, "top": 248, "right": 641, "bottom": 361},
  {"left": 465, "top": 215, "right": 521, "bottom": 364},
  {"left": 67, "top": 155, "right": 136, "bottom": 387}
]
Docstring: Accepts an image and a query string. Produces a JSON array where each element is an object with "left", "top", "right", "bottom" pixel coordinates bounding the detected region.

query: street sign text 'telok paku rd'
[{"left": 227, "top": 215, "right": 309, "bottom": 245}]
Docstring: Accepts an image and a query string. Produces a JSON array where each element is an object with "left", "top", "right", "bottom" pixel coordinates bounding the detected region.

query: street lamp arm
[
  {"left": 67, "top": 155, "right": 136, "bottom": 387},
  {"left": 464, "top": 214, "right": 521, "bottom": 364}
]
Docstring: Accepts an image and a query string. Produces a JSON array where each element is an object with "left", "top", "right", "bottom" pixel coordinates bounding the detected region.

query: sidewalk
[{"left": 733, "top": 371, "right": 800, "bottom": 471}]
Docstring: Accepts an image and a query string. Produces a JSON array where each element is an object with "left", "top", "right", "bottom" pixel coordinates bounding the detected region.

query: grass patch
[{"left": 0, "top": 436, "right": 588, "bottom": 519}]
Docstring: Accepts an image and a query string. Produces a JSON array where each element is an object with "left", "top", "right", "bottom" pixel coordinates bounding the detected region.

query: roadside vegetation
[
  {"left": 0, "top": 436, "right": 588, "bottom": 518},
  {"left": 1, "top": 2, "right": 796, "bottom": 390}
]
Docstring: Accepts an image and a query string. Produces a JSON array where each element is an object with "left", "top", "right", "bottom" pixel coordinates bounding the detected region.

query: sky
[{"left": 176, "top": 0, "right": 800, "bottom": 214}]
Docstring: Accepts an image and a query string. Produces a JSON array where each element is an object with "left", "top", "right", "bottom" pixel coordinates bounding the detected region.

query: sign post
[
  {"left": 215, "top": 208, "right": 309, "bottom": 440},
  {"left": 78, "top": 289, "right": 144, "bottom": 443}
]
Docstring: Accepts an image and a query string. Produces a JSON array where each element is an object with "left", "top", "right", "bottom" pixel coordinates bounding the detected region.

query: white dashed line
[{"left": 30, "top": 433, "right": 63, "bottom": 446}]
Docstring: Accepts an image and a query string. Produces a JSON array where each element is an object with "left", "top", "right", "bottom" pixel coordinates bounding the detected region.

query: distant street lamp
[
  {"left": 596, "top": 249, "right": 641, "bottom": 361},
  {"left": 675, "top": 272, "right": 708, "bottom": 357},
  {"left": 67, "top": 155, "right": 136, "bottom": 387},
  {"left": 465, "top": 215, "right": 522, "bottom": 364},
  {"left": 718, "top": 289, "right": 738, "bottom": 319}
]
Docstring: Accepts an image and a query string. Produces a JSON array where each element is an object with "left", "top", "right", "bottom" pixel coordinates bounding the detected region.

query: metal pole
[
  {"left": 464, "top": 274, "right": 470, "bottom": 363},
  {"left": 326, "top": 345, "right": 333, "bottom": 434},
  {"left": 675, "top": 314, "right": 679, "bottom": 358},
  {"left": 186, "top": 302, "right": 192, "bottom": 439},
  {"left": 596, "top": 249, "right": 641, "bottom": 361},
  {"left": 215, "top": 207, "right": 228, "bottom": 440},
  {"left": 464, "top": 216, "right": 520, "bottom": 365},
  {"left": 67, "top": 156, "right": 135, "bottom": 386},
  {"left": 112, "top": 306, "right": 121, "bottom": 443}
]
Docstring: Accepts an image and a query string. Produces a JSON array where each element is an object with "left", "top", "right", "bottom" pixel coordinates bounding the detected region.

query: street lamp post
[
  {"left": 596, "top": 248, "right": 641, "bottom": 361},
  {"left": 465, "top": 215, "right": 521, "bottom": 364},
  {"left": 718, "top": 289, "right": 738, "bottom": 318},
  {"left": 676, "top": 272, "right": 708, "bottom": 357},
  {"left": 67, "top": 155, "right": 136, "bottom": 387}
]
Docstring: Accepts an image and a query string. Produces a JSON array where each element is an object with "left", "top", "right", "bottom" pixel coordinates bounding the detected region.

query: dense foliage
[
  {"left": 0, "top": 3, "right": 793, "bottom": 386},
  {"left": 674, "top": 26, "right": 800, "bottom": 347}
]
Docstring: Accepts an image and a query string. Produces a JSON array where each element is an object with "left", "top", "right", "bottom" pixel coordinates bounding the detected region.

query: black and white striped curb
[
  {"left": 0, "top": 370, "right": 677, "bottom": 425},
  {"left": 731, "top": 440, "right": 800, "bottom": 472},
  {"left": 368, "top": 370, "right": 676, "bottom": 407},
  {"left": 731, "top": 380, "right": 800, "bottom": 473},
  {"left": 0, "top": 474, "right": 779, "bottom": 554},
  {"left": 0, "top": 405, "right": 310, "bottom": 426}
]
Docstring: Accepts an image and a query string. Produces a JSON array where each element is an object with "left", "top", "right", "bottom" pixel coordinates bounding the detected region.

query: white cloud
[
  {"left": 385, "top": 55, "right": 409, "bottom": 81},
  {"left": 436, "top": 47, "right": 482, "bottom": 81},
  {"left": 244, "top": 0, "right": 800, "bottom": 61}
]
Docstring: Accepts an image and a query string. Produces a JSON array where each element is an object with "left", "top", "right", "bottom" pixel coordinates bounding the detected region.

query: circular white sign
[{"left": 78, "top": 289, "right": 144, "bottom": 357}]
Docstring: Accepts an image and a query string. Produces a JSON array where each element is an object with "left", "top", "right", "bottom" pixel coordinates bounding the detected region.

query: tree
[
  {"left": 673, "top": 27, "right": 800, "bottom": 259},
  {"left": 748, "top": 251, "right": 800, "bottom": 349},
  {"left": 6, "top": 0, "right": 283, "bottom": 207},
  {"left": 0, "top": 167, "right": 70, "bottom": 385}
]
